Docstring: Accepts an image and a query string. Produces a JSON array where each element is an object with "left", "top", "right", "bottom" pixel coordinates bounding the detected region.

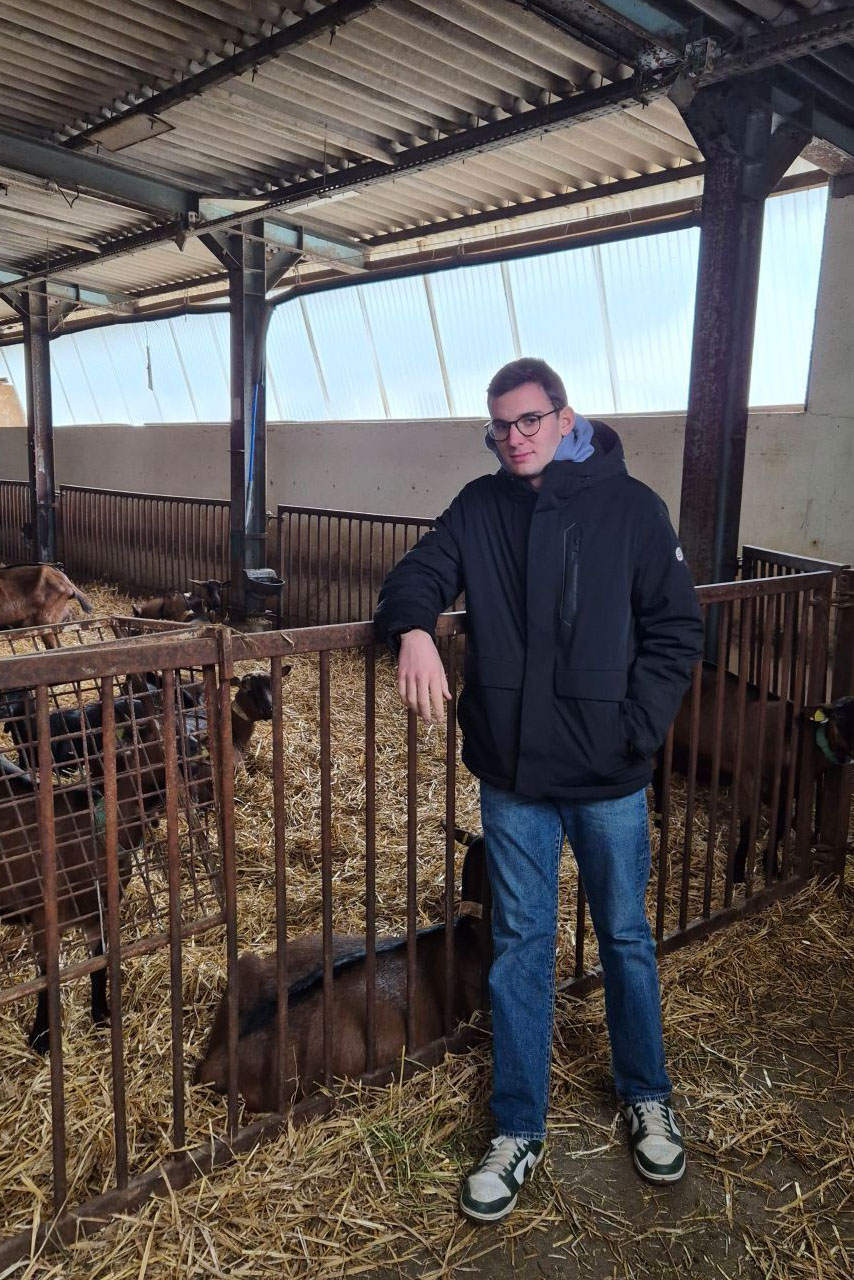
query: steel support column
[
  {"left": 678, "top": 82, "right": 808, "bottom": 588},
  {"left": 226, "top": 222, "right": 270, "bottom": 620},
  {"left": 21, "top": 284, "right": 57, "bottom": 563}
]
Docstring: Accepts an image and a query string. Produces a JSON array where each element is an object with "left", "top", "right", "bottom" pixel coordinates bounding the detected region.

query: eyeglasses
[{"left": 485, "top": 408, "right": 559, "bottom": 442}]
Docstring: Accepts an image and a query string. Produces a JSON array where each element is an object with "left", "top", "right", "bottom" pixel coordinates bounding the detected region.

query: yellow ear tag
[{"left": 812, "top": 708, "right": 828, "bottom": 723}]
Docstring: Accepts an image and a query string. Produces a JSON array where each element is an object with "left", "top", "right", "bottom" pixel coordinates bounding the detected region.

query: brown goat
[
  {"left": 0, "top": 565, "right": 92, "bottom": 645},
  {"left": 229, "top": 672, "right": 290, "bottom": 771},
  {"left": 0, "top": 711, "right": 209, "bottom": 1051},
  {"left": 654, "top": 663, "right": 854, "bottom": 881},
  {"left": 195, "top": 833, "right": 488, "bottom": 1113},
  {"left": 131, "top": 591, "right": 203, "bottom": 623}
]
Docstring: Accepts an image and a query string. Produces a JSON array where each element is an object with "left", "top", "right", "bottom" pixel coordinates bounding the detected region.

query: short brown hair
[{"left": 486, "top": 358, "right": 567, "bottom": 411}]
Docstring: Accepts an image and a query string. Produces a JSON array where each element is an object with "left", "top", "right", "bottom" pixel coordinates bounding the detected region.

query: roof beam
[
  {"left": 9, "top": 6, "right": 854, "bottom": 296},
  {"left": 263, "top": 219, "right": 365, "bottom": 274},
  {"left": 578, "top": 0, "right": 688, "bottom": 48},
  {"left": 366, "top": 164, "right": 707, "bottom": 246},
  {"left": 0, "top": 127, "right": 196, "bottom": 217},
  {"left": 63, "top": 0, "right": 381, "bottom": 151},
  {"left": 506, "top": 0, "right": 651, "bottom": 61},
  {"left": 0, "top": 269, "right": 133, "bottom": 312}
]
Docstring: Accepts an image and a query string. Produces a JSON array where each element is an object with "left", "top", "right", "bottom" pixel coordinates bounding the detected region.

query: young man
[{"left": 374, "top": 358, "right": 704, "bottom": 1223}]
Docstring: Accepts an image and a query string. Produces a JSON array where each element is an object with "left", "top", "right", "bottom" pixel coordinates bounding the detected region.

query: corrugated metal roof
[{"left": 0, "top": 0, "right": 847, "bottom": 341}]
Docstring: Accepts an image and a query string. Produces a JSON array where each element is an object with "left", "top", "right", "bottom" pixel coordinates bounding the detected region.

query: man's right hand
[{"left": 397, "top": 629, "right": 452, "bottom": 725}]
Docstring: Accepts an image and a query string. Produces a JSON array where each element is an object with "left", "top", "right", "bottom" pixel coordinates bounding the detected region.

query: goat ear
[{"left": 282, "top": 665, "right": 292, "bottom": 677}]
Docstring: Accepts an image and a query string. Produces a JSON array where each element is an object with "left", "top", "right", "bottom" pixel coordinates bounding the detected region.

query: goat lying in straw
[{"left": 195, "top": 830, "right": 488, "bottom": 1112}]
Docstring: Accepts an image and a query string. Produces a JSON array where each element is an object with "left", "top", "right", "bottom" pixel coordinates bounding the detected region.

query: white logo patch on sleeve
[{"left": 675, "top": 546, "right": 684, "bottom": 562}]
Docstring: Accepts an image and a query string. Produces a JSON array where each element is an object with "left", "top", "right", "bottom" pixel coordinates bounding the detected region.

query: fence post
[{"left": 814, "top": 569, "right": 854, "bottom": 884}]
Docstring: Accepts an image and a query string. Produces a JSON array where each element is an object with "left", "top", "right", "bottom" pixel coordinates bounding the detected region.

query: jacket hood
[{"left": 497, "top": 419, "right": 628, "bottom": 501}]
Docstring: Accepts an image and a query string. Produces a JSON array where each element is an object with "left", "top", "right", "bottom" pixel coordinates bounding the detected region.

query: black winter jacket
[{"left": 374, "top": 423, "right": 704, "bottom": 800}]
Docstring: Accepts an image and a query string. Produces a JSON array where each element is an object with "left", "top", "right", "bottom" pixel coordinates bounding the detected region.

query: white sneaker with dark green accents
[
  {"left": 621, "top": 1100, "right": 686, "bottom": 1183},
  {"left": 459, "top": 1135, "right": 544, "bottom": 1222}
]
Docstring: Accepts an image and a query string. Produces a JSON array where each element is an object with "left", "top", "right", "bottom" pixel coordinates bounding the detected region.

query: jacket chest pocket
[{"left": 560, "top": 524, "right": 581, "bottom": 629}]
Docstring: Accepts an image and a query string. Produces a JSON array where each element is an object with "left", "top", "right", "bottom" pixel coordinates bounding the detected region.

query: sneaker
[
  {"left": 621, "top": 1099, "right": 686, "bottom": 1184},
  {"left": 459, "top": 1135, "right": 544, "bottom": 1222}
]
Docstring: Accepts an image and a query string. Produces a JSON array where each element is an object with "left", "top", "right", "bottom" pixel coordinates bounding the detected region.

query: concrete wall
[{"left": 0, "top": 184, "right": 851, "bottom": 565}]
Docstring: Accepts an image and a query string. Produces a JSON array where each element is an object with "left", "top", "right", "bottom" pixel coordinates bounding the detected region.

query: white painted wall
[{"left": 0, "top": 185, "right": 851, "bottom": 566}]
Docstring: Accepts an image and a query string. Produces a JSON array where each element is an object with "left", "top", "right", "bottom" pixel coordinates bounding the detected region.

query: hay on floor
[{"left": 0, "top": 582, "right": 850, "bottom": 1278}]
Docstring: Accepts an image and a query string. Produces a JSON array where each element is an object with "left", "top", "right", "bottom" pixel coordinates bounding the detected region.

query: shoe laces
[
  {"left": 633, "top": 1100, "right": 675, "bottom": 1140},
  {"left": 479, "top": 1136, "right": 528, "bottom": 1175}
]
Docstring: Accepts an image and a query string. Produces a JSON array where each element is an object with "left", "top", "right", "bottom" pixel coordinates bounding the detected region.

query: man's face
[{"left": 488, "top": 381, "right": 575, "bottom": 488}]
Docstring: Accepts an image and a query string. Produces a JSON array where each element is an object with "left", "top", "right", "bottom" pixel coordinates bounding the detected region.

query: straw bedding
[{"left": 0, "top": 582, "right": 851, "bottom": 1278}]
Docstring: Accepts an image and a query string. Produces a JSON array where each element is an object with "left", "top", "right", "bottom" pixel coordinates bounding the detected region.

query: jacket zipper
[{"left": 560, "top": 525, "right": 580, "bottom": 629}]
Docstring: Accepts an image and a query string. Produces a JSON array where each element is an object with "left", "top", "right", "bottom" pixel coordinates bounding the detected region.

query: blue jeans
[{"left": 480, "top": 781, "right": 671, "bottom": 1140}]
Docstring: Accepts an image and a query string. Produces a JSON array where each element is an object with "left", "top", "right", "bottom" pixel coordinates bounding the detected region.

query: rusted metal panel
[{"left": 0, "top": 569, "right": 842, "bottom": 1262}]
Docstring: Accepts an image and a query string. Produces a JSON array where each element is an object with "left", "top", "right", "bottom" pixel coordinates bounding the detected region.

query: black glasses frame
[{"left": 485, "top": 407, "right": 559, "bottom": 442}]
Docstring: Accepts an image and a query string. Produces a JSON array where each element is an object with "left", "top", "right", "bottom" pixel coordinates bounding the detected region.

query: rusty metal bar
[
  {"left": 794, "top": 584, "right": 832, "bottom": 873},
  {"left": 99, "top": 675, "right": 128, "bottom": 1189},
  {"left": 702, "top": 608, "right": 728, "bottom": 917},
  {"left": 35, "top": 683, "right": 67, "bottom": 1210},
  {"left": 656, "top": 725, "right": 674, "bottom": 944},
  {"left": 725, "top": 596, "right": 753, "bottom": 907},
  {"left": 745, "top": 597, "right": 774, "bottom": 897},
  {"left": 0, "top": 912, "right": 225, "bottom": 1007},
  {"left": 679, "top": 660, "right": 703, "bottom": 931},
  {"left": 696, "top": 570, "right": 836, "bottom": 603},
  {"left": 780, "top": 589, "right": 810, "bottom": 878},
  {"left": 406, "top": 709, "right": 418, "bottom": 1051},
  {"left": 319, "top": 649, "right": 334, "bottom": 1089},
  {"left": 764, "top": 592, "right": 795, "bottom": 885},
  {"left": 364, "top": 643, "right": 377, "bottom": 1073},
  {"left": 443, "top": 636, "right": 457, "bottom": 1037},
  {"left": 215, "top": 628, "right": 240, "bottom": 1136},
  {"left": 161, "top": 669, "right": 186, "bottom": 1150},
  {"left": 271, "top": 654, "right": 290, "bottom": 1111},
  {"left": 741, "top": 545, "right": 847, "bottom": 575}
]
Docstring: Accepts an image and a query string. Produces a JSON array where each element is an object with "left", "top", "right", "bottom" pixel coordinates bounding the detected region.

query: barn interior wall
[{"left": 0, "top": 186, "right": 850, "bottom": 569}]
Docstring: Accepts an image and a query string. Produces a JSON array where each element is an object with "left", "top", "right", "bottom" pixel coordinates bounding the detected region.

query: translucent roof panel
[
  {"left": 266, "top": 299, "right": 329, "bottom": 421},
  {"left": 0, "top": 188, "right": 828, "bottom": 426},
  {"left": 426, "top": 264, "right": 517, "bottom": 415},
  {"left": 505, "top": 248, "right": 616, "bottom": 415},
  {"left": 598, "top": 226, "right": 700, "bottom": 414},
  {"left": 301, "top": 289, "right": 387, "bottom": 420},
  {"left": 750, "top": 185, "right": 828, "bottom": 408},
  {"left": 359, "top": 276, "right": 450, "bottom": 418}
]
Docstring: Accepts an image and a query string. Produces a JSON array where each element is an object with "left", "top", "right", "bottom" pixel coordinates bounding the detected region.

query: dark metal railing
[
  {"left": 57, "top": 485, "right": 230, "bottom": 593},
  {"left": 0, "top": 479, "right": 31, "bottom": 564},
  {"left": 275, "top": 504, "right": 436, "bottom": 626}
]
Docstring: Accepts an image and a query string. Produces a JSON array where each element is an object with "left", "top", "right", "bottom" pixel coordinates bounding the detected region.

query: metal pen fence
[
  {"left": 0, "top": 479, "right": 31, "bottom": 564},
  {"left": 56, "top": 486, "right": 230, "bottom": 594},
  {"left": 274, "top": 504, "right": 436, "bottom": 626},
  {"left": 0, "top": 561, "right": 850, "bottom": 1264}
]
